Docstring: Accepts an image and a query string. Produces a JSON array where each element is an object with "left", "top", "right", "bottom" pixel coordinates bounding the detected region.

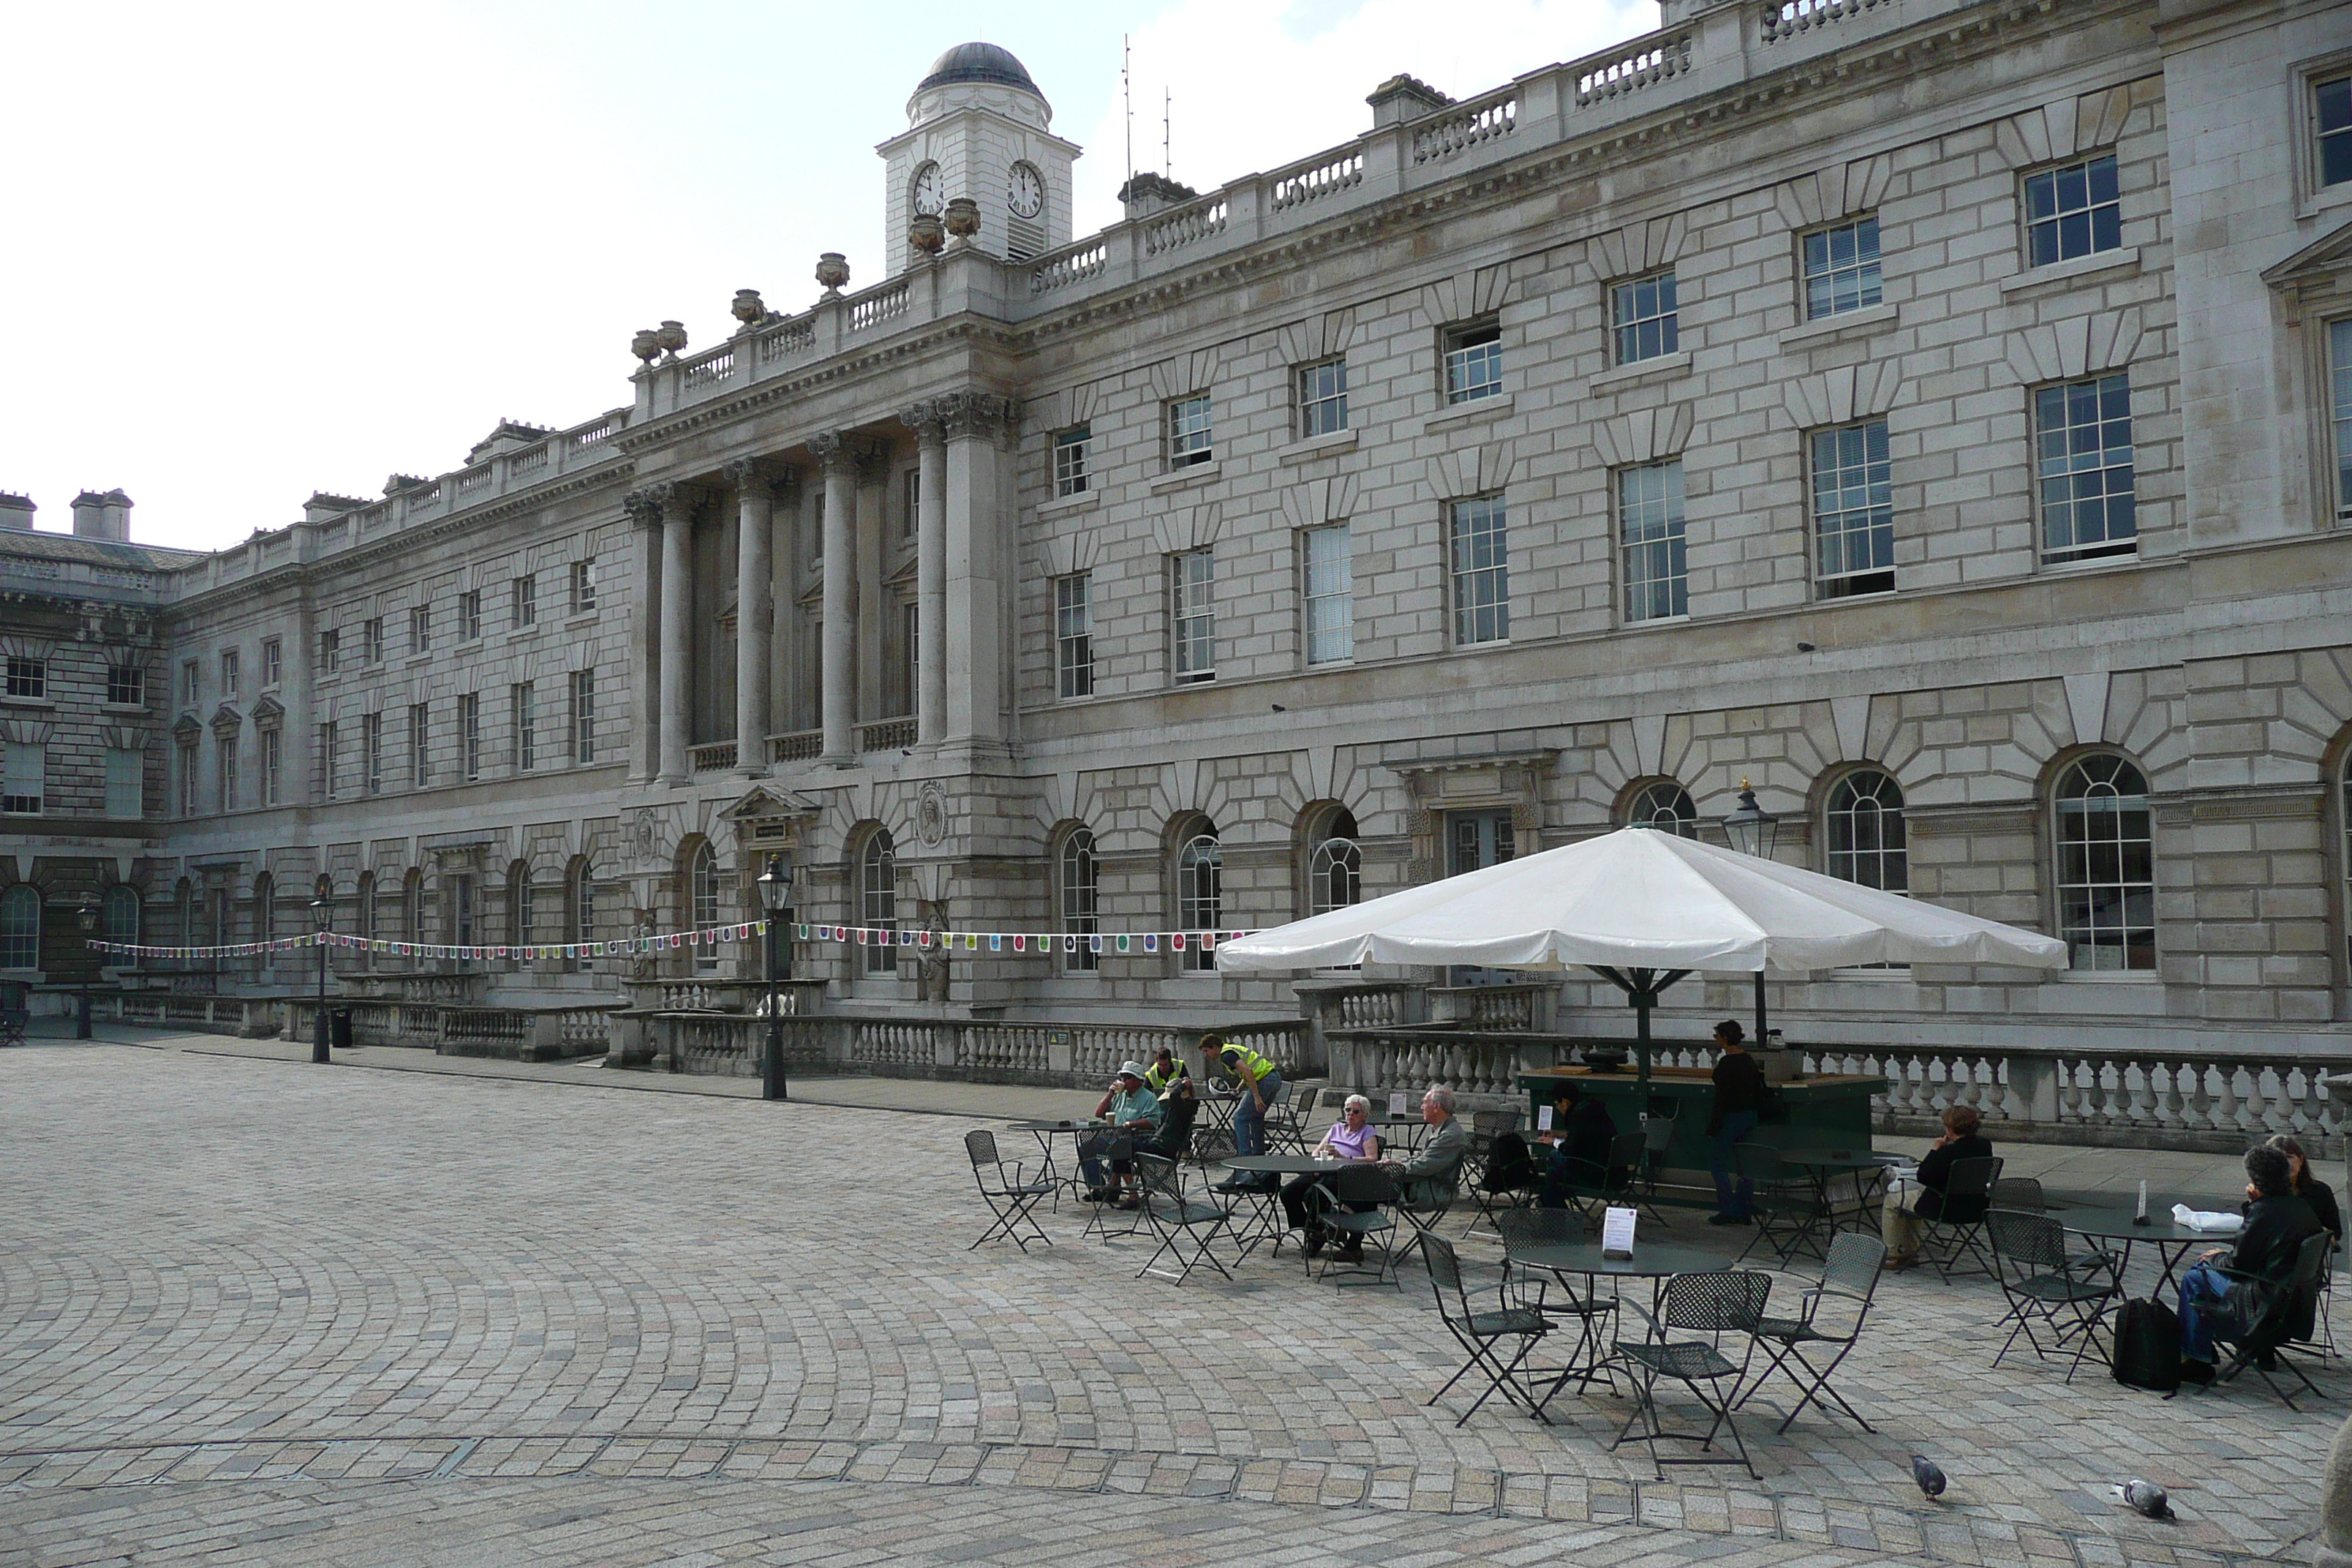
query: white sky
[{"left": 4, "top": 0, "right": 1653, "bottom": 555}]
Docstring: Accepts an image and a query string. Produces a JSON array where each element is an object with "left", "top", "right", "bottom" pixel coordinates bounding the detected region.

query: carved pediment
[
  {"left": 171, "top": 714, "right": 203, "bottom": 741},
  {"left": 719, "top": 784, "right": 819, "bottom": 823},
  {"left": 2262, "top": 217, "right": 2352, "bottom": 291},
  {"left": 209, "top": 703, "right": 243, "bottom": 734},
  {"left": 249, "top": 694, "right": 286, "bottom": 725}
]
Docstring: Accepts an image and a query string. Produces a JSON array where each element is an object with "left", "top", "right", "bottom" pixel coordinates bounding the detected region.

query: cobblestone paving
[{"left": 0, "top": 1045, "right": 2334, "bottom": 1566}]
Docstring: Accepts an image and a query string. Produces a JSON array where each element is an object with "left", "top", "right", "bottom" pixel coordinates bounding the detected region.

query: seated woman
[
  {"left": 1281, "top": 1095, "right": 1382, "bottom": 1259},
  {"left": 2266, "top": 1134, "right": 2342, "bottom": 1242},
  {"left": 1882, "top": 1104, "right": 1993, "bottom": 1268}
]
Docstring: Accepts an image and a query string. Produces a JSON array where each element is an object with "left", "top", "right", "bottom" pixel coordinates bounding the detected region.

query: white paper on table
[
  {"left": 1602, "top": 1205, "right": 1637, "bottom": 1259},
  {"left": 1537, "top": 1105, "right": 1555, "bottom": 1133},
  {"left": 2171, "top": 1204, "right": 2244, "bottom": 1235},
  {"left": 1389, "top": 1091, "right": 1408, "bottom": 1116}
]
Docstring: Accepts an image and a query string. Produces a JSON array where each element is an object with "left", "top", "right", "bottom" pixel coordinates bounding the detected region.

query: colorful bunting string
[{"left": 90, "top": 921, "right": 1257, "bottom": 964}]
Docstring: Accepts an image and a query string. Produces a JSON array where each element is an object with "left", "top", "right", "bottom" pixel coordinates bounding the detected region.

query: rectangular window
[
  {"left": 408, "top": 703, "right": 429, "bottom": 787},
  {"left": 1611, "top": 271, "right": 1679, "bottom": 364},
  {"left": 900, "top": 603, "right": 919, "bottom": 717},
  {"left": 182, "top": 658, "right": 201, "bottom": 701},
  {"left": 1166, "top": 393, "right": 1213, "bottom": 470},
  {"left": 513, "top": 682, "right": 536, "bottom": 771},
  {"left": 1802, "top": 215, "right": 1882, "bottom": 320},
  {"left": 2024, "top": 153, "right": 2122, "bottom": 268},
  {"left": 570, "top": 559, "right": 597, "bottom": 613},
  {"left": 4, "top": 657, "right": 45, "bottom": 700},
  {"left": 216, "top": 734, "right": 237, "bottom": 812},
  {"left": 2332, "top": 318, "right": 2352, "bottom": 521},
  {"left": 1053, "top": 424, "right": 1090, "bottom": 497},
  {"left": 107, "top": 664, "right": 143, "bottom": 706},
  {"left": 1302, "top": 524, "right": 1354, "bottom": 666},
  {"left": 1055, "top": 573, "right": 1093, "bottom": 698},
  {"left": 106, "top": 745, "right": 142, "bottom": 819},
  {"left": 1449, "top": 496, "right": 1509, "bottom": 646},
  {"left": 1811, "top": 418, "right": 1895, "bottom": 598},
  {"left": 900, "top": 470, "right": 920, "bottom": 538},
  {"left": 179, "top": 742, "right": 199, "bottom": 815},
  {"left": 2318, "top": 72, "right": 2351, "bottom": 189},
  {"left": 261, "top": 728, "right": 280, "bottom": 807},
  {"left": 512, "top": 575, "right": 537, "bottom": 629},
  {"left": 459, "top": 590, "right": 482, "bottom": 641},
  {"left": 362, "top": 617, "right": 383, "bottom": 664},
  {"left": 1618, "top": 461, "right": 1689, "bottom": 622},
  {"left": 2, "top": 742, "right": 42, "bottom": 815},
  {"left": 361, "top": 713, "right": 382, "bottom": 796},
  {"left": 1170, "top": 549, "right": 1215, "bottom": 684},
  {"left": 2035, "top": 372, "right": 2136, "bottom": 563},
  {"left": 1444, "top": 320, "right": 1504, "bottom": 404},
  {"left": 570, "top": 670, "right": 595, "bottom": 764},
  {"left": 260, "top": 637, "right": 280, "bottom": 687},
  {"left": 318, "top": 631, "right": 338, "bottom": 675},
  {"left": 1297, "top": 358, "right": 1348, "bottom": 438},
  {"left": 459, "top": 694, "right": 480, "bottom": 782},
  {"left": 410, "top": 605, "right": 430, "bottom": 654},
  {"left": 318, "top": 723, "right": 337, "bottom": 800}
]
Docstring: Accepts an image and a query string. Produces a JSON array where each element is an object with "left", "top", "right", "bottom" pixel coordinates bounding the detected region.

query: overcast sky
[{"left": 5, "top": 0, "right": 1652, "bottom": 555}]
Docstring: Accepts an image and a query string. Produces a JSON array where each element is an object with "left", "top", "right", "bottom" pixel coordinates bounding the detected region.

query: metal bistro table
[
  {"left": 1004, "top": 1118, "right": 1110, "bottom": 1204},
  {"left": 2054, "top": 1200, "right": 2243, "bottom": 1302},
  {"left": 1219, "top": 1154, "right": 1362, "bottom": 1259},
  {"left": 1191, "top": 1089, "right": 1243, "bottom": 1164},
  {"left": 1768, "top": 1143, "right": 1899, "bottom": 1251},
  {"left": 1504, "top": 1239, "right": 1733, "bottom": 1418}
]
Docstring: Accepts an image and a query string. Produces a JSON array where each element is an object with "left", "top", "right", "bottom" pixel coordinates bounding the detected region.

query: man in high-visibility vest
[{"left": 1199, "top": 1032, "right": 1282, "bottom": 1159}]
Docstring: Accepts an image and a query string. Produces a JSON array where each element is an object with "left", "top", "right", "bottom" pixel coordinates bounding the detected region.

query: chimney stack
[
  {"left": 1366, "top": 74, "right": 1453, "bottom": 128},
  {"left": 71, "top": 489, "right": 131, "bottom": 541},
  {"left": 1117, "top": 172, "right": 1199, "bottom": 222},
  {"left": 0, "top": 494, "right": 33, "bottom": 532}
]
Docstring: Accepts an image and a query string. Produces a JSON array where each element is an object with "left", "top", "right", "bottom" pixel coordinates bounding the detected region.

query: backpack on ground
[{"left": 2111, "top": 1297, "right": 2181, "bottom": 1392}]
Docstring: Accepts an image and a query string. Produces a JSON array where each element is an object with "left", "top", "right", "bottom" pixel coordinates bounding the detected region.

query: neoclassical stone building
[{"left": 12, "top": 0, "right": 2352, "bottom": 1059}]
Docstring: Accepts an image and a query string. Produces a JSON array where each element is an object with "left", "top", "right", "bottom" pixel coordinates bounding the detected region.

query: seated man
[
  {"left": 1537, "top": 1079, "right": 1618, "bottom": 1210},
  {"left": 1882, "top": 1104, "right": 1994, "bottom": 1269},
  {"left": 1371, "top": 1085, "right": 1471, "bottom": 1263},
  {"left": 1282, "top": 1094, "right": 1382, "bottom": 1259},
  {"left": 1079, "top": 1062, "right": 1164, "bottom": 1206},
  {"left": 2178, "top": 1143, "right": 2326, "bottom": 1382},
  {"left": 1142, "top": 1068, "right": 1200, "bottom": 1164},
  {"left": 1143, "top": 1045, "right": 1188, "bottom": 1098}
]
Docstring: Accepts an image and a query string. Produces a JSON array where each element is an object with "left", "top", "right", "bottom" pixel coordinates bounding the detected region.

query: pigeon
[
  {"left": 1910, "top": 1455, "right": 1947, "bottom": 1499},
  {"left": 2114, "top": 1479, "right": 2174, "bottom": 1520}
]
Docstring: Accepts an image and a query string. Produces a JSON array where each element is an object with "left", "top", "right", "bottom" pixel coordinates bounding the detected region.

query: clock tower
[{"left": 878, "top": 43, "right": 1080, "bottom": 274}]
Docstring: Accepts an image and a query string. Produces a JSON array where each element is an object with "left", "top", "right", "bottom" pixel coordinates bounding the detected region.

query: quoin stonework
[{"left": 7, "top": 0, "right": 2352, "bottom": 1079}]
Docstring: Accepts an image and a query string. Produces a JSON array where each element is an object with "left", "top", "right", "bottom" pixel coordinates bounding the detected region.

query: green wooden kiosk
[{"left": 1516, "top": 1058, "right": 1888, "bottom": 1176}]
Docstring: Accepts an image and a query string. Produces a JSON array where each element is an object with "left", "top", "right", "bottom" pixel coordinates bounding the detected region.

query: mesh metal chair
[
  {"left": 1639, "top": 1110, "right": 1678, "bottom": 1199},
  {"left": 2189, "top": 1230, "right": 2332, "bottom": 1410},
  {"left": 1134, "top": 1151, "right": 1237, "bottom": 1284},
  {"left": 1463, "top": 1105, "right": 1524, "bottom": 1187},
  {"left": 1262, "top": 1077, "right": 1313, "bottom": 1155},
  {"left": 1311, "top": 1163, "right": 1402, "bottom": 1287},
  {"left": 1466, "top": 1131, "right": 1540, "bottom": 1237},
  {"left": 965, "top": 1130, "right": 1055, "bottom": 1251},
  {"left": 1497, "top": 1207, "right": 1618, "bottom": 1403},
  {"left": 1985, "top": 1208, "right": 2119, "bottom": 1382},
  {"left": 1555, "top": 1131, "right": 1649, "bottom": 1222},
  {"left": 1921, "top": 1156, "right": 2005, "bottom": 1283},
  {"left": 1733, "top": 1145, "right": 1827, "bottom": 1264},
  {"left": 1735, "top": 1232, "right": 1885, "bottom": 1433},
  {"left": 1611, "top": 1270, "right": 1773, "bottom": 1480},
  {"left": 1990, "top": 1175, "right": 2046, "bottom": 1211},
  {"left": 1420, "top": 1232, "right": 1554, "bottom": 1426},
  {"left": 1080, "top": 1135, "right": 1142, "bottom": 1243}
]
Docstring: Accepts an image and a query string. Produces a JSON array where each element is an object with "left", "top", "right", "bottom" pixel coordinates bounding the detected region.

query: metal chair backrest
[
  {"left": 1662, "top": 1270, "right": 1771, "bottom": 1333},
  {"left": 1135, "top": 1150, "right": 1183, "bottom": 1202},
  {"left": 1472, "top": 1107, "right": 1522, "bottom": 1138},
  {"left": 965, "top": 1130, "right": 1002, "bottom": 1171},
  {"left": 1943, "top": 1155, "right": 2002, "bottom": 1202},
  {"left": 1991, "top": 1176, "right": 2046, "bottom": 1212},
  {"left": 1732, "top": 1144, "right": 1787, "bottom": 1186},
  {"left": 1606, "top": 1129, "right": 1646, "bottom": 1171},
  {"left": 1419, "top": 1232, "right": 1471, "bottom": 1313},
  {"left": 1483, "top": 1131, "right": 1534, "bottom": 1186},
  {"left": 1330, "top": 1163, "right": 1399, "bottom": 1207},
  {"left": 1985, "top": 1207, "right": 2066, "bottom": 1273},
  {"left": 1820, "top": 1231, "right": 1886, "bottom": 1303},
  {"left": 1496, "top": 1206, "right": 1588, "bottom": 1249},
  {"left": 1640, "top": 1112, "right": 1676, "bottom": 1153}
]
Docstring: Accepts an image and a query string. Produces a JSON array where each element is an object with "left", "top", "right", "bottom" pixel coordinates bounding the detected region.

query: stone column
[
  {"left": 938, "top": 392, "right": 1018, "bottom": 743},
  {"left": 905, "top": 401, "right": 949, "bottom": 746},
  {"left": 622, "top": 489, "right": 664, "bottom": 783},
  {"left": 725, "top": 459, "right": 774, "bottom": 776},
  {"left": 812, "top": 433, "right": 858, "bottom": 760},
  {"left": 655, "top": 483, "right": 698, "bottom": 784}
]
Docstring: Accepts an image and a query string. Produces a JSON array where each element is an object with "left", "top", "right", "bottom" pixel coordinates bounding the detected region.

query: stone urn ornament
[
  {"left": 908, "top": 212, "right": 946, "bottom": 256},
  {"left": 815, "top": 252, "right": 851, "bottom": 295},
  {"left": 654, "top": 320, "right": 688, "bottom": 360},
  {"left": 630, "top": 327, "right": 663, "bottom": 365},
  {"left": 731, "top": 288, "right": 766, "bottom": 327},
  {"left": 943, "top": 196, "right": 981, "bottom": 245}
]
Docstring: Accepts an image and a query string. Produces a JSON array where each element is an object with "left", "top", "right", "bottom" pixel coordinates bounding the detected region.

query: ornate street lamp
[
  {"left": 1719, "top": 778, "right": 1783, "bottom": 1054},
  {"left": 755, "top": 856, "right": 794, "bottom": 1101},
  {"left": 74, "top": 897, "right": 98, "bottom": 1040},
  {"left": 310, "top": 894, "right": 331, "bottom": 1064}
]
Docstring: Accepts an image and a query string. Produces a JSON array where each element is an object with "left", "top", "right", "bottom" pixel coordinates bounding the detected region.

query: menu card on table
[
  {"left": 1537, "top": 1105, "right": 1554, "bottom": 1133},
  {"left": 1602, "top": 1205, "right": 1637, "bottom": 1260},
  {"left": 1389, "top": 1092, "right": 1408, "bottom": 1117}
]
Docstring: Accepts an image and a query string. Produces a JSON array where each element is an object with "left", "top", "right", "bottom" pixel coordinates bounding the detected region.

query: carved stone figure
[{"left": 916, "top": 902, "right": 951, "bottom": 1005}]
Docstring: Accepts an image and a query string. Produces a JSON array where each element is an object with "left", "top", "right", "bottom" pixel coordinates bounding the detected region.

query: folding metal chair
[
  {"left": 1080, "top": 1134, "right": 1142, "bottom": 1242},
  {"left": 1311, "top": 1163, "right": 1402, "bottom": 1287},
  {"left": 2191, "top": 1231, "right": 2332, "bottom": 1411},
  {"left": 1736, "top": 1232, "right": 1884, "bottom": 1433},
  {"left": 1134, "top": 1151, "right": 1237, "bottom": 1284},
  {"left": 1638, "top": 1109, "right": 1678, "bottom": 1198},
  {"left": 1734, "top": 1145, "right": 1826, "bottom": 1264},
  {"left": 1496, "top": 1207, "right": 1618, "bottom": 1404},
  {"left": 1555, "top": 1131, "right": 1650, "bottom": 1223},
  {"left": 1261, "top": 1078, "right": 1312, "bottom": 1154},
  {"left": 1611, "top": 1270, "right": 1773, "bottom": 1480},
  {"left": 965, "top": 1130, "right": 1055, "bottom": 1251},
  {"left": 1463, "top": 1105, "right": 1523, "bottom": 1187},
  {"left": 1465, "top": 1130, "right": 1540, "bottom": 1238},
  {"left": 1985, "top": 1208, "right": 2119, "bottom": 1382},
  {"left": 1420, "top": 1232, "right": 1553, "bottom": 1426},
  {"left": 1921, "top": 1156, "right": 2004, "bottom": 1283}
]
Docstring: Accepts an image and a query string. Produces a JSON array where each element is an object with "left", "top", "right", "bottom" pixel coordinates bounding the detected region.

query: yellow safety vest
[{"left": 1215, "top": 1040, "right": 1276, "bottom": 1082}]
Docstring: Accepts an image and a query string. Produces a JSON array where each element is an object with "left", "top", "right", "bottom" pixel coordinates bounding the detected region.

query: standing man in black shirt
[{"left": 1707, "top": 1019, "right": 1768, "bottom": 1226}]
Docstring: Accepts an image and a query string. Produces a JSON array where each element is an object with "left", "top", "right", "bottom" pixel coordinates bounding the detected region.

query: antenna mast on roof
[
  {"left": 1164, "top": 87, "right": 1172, "bottom": 182},
  {"left": 1123, "top": 36, "right": 1134, "bottom": 184}
]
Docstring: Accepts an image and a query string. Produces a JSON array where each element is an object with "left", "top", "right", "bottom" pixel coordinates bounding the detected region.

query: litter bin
[{"left": 329, "top": 1008, "right": 354, "bottom": 1049}]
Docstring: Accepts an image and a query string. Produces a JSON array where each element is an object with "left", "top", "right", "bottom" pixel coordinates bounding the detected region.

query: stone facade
[{"left": 8, "top": 3, "right": 2352, "bottom": 1055}]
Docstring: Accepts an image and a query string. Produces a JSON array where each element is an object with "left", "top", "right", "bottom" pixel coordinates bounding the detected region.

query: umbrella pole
[
  {"left": 1632, "top": 967, "right": 1653, "bottom": 1096},
  {"left": 1754, "top": 970, "right": 1768, "bottom": 1052}
]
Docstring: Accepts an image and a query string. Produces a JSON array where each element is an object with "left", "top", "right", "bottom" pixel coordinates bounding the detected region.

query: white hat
[{"left": 1117, "top": 1060, "right": 1147, "bottom": 1079}]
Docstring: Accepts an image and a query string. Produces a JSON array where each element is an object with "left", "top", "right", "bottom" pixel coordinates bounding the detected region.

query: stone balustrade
[
  {"left": 281, "top": 998, "right": 621, "bottom": 1061},
  {"left": 651, "top": 1013, "right": 1310, "bottom": 1090}
]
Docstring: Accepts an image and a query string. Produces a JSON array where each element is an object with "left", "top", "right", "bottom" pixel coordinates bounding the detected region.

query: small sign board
[
  {"left": 1537, "top": 1105, "right": 1555, "bottom": 1133},
  {"left": 1389, "top": 1091, "right": 1408, "bottom": 1117},
  {"left": 1602, "top": 1205, "right": 1637, "bottom": 1260}
]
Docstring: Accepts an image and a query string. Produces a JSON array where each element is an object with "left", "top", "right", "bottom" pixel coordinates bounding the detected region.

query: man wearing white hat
[{"left": 1079, "top": 1061, "right": 1164, "bottom": 1206}]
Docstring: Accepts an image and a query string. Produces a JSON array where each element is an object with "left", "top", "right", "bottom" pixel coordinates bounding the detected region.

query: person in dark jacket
[
  {"left": 1706, "top": 1019, "right": 1769, "bottom": 1224},
  {"left": 2265, "top": 1134, "right": 2342, "bottom": 1241},
  {"left": 2178, "top": 1143, "right": 2326, "bottom": 1380},
  {"left": 1537, "top": 1080, "right": 1619, "bottom": 1209},
  {"left": 1882, "top": 1104, "right": 1996, "bottom": 1269}
]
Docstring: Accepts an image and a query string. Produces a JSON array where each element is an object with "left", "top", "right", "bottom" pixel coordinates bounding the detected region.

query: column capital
[
  {"left": 622, "top": 487, "right": 666, "bottom": 529},
  {"left": 935, "top": 391, "right": 1019, "bottom": 444},
  {"left": 901, "top": 398, "right": 949, "bottom": 448},
  {"left": 721, "top": 457, "right": 767, "bottom": 488},
  {"left": 809, "top": 432, "right": 858, "bottom": 478},
  {"left": 628, "top": 480, "right": 712, "bottom": 523}
]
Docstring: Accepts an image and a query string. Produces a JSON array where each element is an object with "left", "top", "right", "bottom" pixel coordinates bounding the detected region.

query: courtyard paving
[{"left": 0, "top": 1036, "right": 2335, "bottom": 1567}]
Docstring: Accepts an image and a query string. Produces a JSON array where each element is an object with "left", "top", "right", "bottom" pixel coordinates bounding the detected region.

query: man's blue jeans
[
  {"left": 1711, "top": 1111, "right": 1759, "bottom": 1218},
  {"left": 2179, "top": 1261, "right": 2237, "bottom": 1363},
  {"left": 1232, "top": 1072, "right": 1282, "bottom": 1157}
]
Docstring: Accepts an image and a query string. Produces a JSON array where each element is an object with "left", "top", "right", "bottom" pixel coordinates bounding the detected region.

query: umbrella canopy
[{"left": 1217, "top": 826, "right": 2069, "bottom": 975}]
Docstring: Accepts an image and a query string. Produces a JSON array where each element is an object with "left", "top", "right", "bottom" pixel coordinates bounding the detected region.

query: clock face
[
  {"left": 911, "top": 162, "right": 941, "bottom": 215},
  {"left": 1009, "top": 162, "right": 1044, "bottom": 219}
]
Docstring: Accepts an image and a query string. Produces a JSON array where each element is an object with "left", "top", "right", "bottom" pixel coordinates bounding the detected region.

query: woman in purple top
[{"left": 1283, "top": 1096, "right": 1382, "bottom": 1255}]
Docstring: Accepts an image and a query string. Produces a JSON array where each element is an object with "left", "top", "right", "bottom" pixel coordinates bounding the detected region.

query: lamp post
[
  {"left": 1719, "top": 778, "right": 1782, "bottom": 1049},
  {"left": 310, "top": 894, "right": 331, "bottom": 1064},
  {"left": 74, "top": 897, "right": 98, "bottom": 1040},
  {"left": 755, "top": 856, "right": 793, "bottom": 1101}
]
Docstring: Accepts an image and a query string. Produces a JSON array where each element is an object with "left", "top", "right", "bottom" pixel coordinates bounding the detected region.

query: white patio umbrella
[{"left": 1218, "top": 826, "right": 2068, "bottom": 1089}]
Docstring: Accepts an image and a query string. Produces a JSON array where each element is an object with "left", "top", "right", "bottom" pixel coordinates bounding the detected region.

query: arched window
[
  {"left": 253, "top": 872, "right": 275, "bottom": 946},
  {"left": 1175, "top": 825, "right": 1221, "bottom": 972},
  {"left": 690, "top": 841, "right": 722, "bottom": 973},
  {"left": 175, "top": 878, "right": 195, "bottom": 971},
  {"left": 402, "top": 869, "right": 422, "bottom": 949},
  {"left": 1626, "top": 781, "right": 1698, "bottom": 836},
  {"left": 2054, "top": 754, "right": 2154, "bottom": 971},
  {"left": 355, "top": 872, "right": 375, "bottom": 968},
  {"left": 860, "top": 830, "right": 897, "bottom": 975},
  {"left": 1, "top": 885, "right": 39, "bottom": 970},
  {"left": 212, "top": 888, "right": 232, "bottom": 951},
  {"left": 1058, "top": 828, "right": 1098, "bottom": 973},
  {"left": 1307, "top": 808, "right": 1361, "bottom": 917},
  {"left": 570, "top": 857, "right": 596, "bottom": 969},
  {"left": 1825, "top": 770, "right": 1907, "bottom": 891},
  {"left": 506, "top": 861, "right": 530, "bottom": 951},
  {"left": 103, "top": 885, "right": 139, "bottom": 945}
]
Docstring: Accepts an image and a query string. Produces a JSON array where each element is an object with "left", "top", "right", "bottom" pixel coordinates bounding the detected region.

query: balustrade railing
[
  {"left": 1411, "top": 91, "right": 1517, "bottom": 165},
  {"left": 655, "top": 1012, "right": 1311, "bottom": 1086},
  {"left": 1573, "top": 29, "right": 1695, "bottom": 105},
  {"left": 857, "top": 718, "right": 917, "bottom": 752},
  {"left": 688, "top": 740, "right": 737, "bottom": 773},
  {"left": 455, "top": 466, "right": 492, "bottom": 494},
  {"left": 682, "top": 347, "right": 734, "bottom": 389},
  {"left": 1144, "top": 197, "right": 1227, "bottom": 257},
  {"left": 508, "top": 445, "right": 548, "bottom": 477},
  {"left": 1030, "top": 238, "right": 1108, "bottom": 294},
  {"left": 759, "top": 320, "right": 816, "bottom": 361},
  {"left": 769, "top": 730, "right": 823, "bottom": 764},
  {"left": 1760, "top": 0, "right": 1888, "bottom": 44},
  {"left": 1270, "top": 151, "right": 1364, "bottom": 210},
  {"left": 848, "top": 282, "right": 909, "bottom": 332},
  {"left": 568, "top": 418, "right": 615, "bottom": 451}
]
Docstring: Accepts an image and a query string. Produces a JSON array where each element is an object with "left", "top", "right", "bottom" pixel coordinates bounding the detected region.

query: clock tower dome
[{"left": 878, "top": 43, "right": 1080, "bottom": 274}]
